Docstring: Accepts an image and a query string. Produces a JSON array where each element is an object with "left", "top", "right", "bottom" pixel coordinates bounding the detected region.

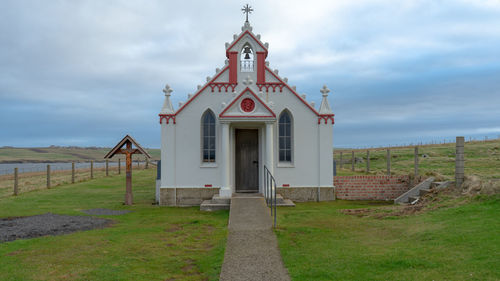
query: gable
[{"left": 219, "top": 87, "right": 275, "bottom": 119}]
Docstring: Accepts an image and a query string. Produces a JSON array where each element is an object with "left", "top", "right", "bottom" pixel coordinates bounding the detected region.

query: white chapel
[{"left": 157, "top": 13, "right": 334, "bottom": 206}]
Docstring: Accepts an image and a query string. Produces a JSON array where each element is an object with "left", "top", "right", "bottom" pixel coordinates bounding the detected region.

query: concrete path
[{"left": 219, "top": 193, "right": 291, "bottom": 281}]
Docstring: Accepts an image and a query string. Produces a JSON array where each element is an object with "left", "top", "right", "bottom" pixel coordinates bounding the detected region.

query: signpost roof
[{"left": 104, "top": 135, "right": 151, "bottom": 159}]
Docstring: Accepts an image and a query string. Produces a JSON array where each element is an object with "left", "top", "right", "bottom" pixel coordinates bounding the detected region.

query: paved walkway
[{"left": 219, "top": 193, "right": 291, "bottom": 281}]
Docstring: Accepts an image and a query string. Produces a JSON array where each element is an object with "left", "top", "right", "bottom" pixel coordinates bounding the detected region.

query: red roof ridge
[{"left": 264, "top": 66, "right": 320, "bottom": 116}]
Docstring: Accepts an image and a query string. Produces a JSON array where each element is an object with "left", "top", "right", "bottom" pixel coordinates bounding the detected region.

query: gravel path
[
  {"left": 82, "top": 208, "right": 131, "bottom": 216},
  {"left": 219, "top": 194, "right": 291, "bottom": 281},
  {"left": 0, "top": 213, "right": 111, "bottom": 243}
]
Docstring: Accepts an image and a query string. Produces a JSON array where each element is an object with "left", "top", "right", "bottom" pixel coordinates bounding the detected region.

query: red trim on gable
[
  {"left": 318, "top": 114, "right": 335, "bottom": 124},
  {"left": 219, "top": 87, "right": 276, "bottom": 118},
  {"left": 174, "top": 65, "right": 230, "bottom": 116},
  {"left": 257, "top": 52, "right": 266, "bottom": 84},
  {"left": 265, "top": 66, "right": 320, "bottom": 116},
  {"left": 226, "top": 30, "right": 268, "bottom": 58},
  {"left": 159, "top": 114, "right": 176, "bottom": 124},
  {"left": 204, "top": 184, "right": 213, "bottom": 187},
  {"left": 228, "top": 52, "right": 238, "bottom": 83}
]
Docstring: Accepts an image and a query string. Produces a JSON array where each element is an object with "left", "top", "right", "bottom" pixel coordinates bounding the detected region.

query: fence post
[
  {"left": 339, "top": 152, "right": 343, "bottom": 169},
  {"left": 145, "top": 157, "right": 149, "bottom": 169},
  {"left": 366, "top": 150, "right": 370, "bottom": 173},
  {"left": 47, "top": 164, "right": 51, "bottom": 189},
  {"left": 71, "top": 162, "right": 75, "bottom": 184},
  {"left": 455, "top": 136, "right": 465, "bottom": 188},
  {"left": 106, "top": 160, "right": 109, "bottom": 176},
  {"left": 14, "top": 167, "right": 18, "bottom": 196},
  {"left": 414, "top": 146, "right": 419, "bottom": 184},
  {"left": 351, "top": 151, "right": 355, "bottom": 171},
  {"left": 118, "top": 159, "right": 121, "bottom": 174},
  {"left": 386, "top": 149, "right": 391, "bottom": 176},
  {"left": 90, "top": 161, "right": 94, "bottom": 179}
]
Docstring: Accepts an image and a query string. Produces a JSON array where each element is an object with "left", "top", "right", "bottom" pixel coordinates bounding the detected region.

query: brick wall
[{"left": 334, "top": 175, "right": 411, "bottom": 200}]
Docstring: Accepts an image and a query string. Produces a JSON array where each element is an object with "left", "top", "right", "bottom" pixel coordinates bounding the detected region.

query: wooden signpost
[{"left": 104, "top": 135, "right": 151, "bottom": 205}]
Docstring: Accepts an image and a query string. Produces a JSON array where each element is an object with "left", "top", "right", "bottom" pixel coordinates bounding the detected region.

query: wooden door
[{"left": 235, "top": 129, "right": 259, "bottom": 192}]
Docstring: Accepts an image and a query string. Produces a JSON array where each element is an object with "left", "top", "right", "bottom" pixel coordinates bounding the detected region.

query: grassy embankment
[
  {"left": 0, "top": 168, "right": 228, "bottom": 281},
  {"left": 276, "top": 196, "right": 500, "bottom": 280},
  {"left": 0, "top": 146, "right": 161, "bottom": 163},
  {"left": 334, "top": 139, "right": 500, "bottom": 180}
]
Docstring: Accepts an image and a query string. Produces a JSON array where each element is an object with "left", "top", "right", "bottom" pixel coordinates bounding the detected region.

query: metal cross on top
[
  {"left": 242, "top": 4, "right": 253, "bottom": 22},
  {"left": 104, "top": 135, "right": 151, "bottom": 205}
]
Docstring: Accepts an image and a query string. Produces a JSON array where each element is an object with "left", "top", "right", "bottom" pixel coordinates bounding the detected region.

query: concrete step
[
  {"left": 264, "top": 194, "right": 295, "bottom": 207},
  {"left": 211, "top": 195, "right": 231, "bottom": 205},
  {"left": 432, "top": 181, "right": 451, "bottom": 190},
  {"left": 408, "top": 196, "right": 419, "bottom": 204},
  {"left": 419, "top": 189, "right": 431, "bottom": 196},
  {"left": 200, "top": 200, "right": 230, "bottom": 211}
]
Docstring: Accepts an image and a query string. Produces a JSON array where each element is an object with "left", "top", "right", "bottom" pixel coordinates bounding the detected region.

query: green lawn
[
  {"left": 335, "top": 139, "right": 500, "bottom": 180},
  {"left": 276, "top": 197, "right": 500, "bottom": 281},
  {"left": 0, "top": 168, "right": 228, "bottom": 281}
]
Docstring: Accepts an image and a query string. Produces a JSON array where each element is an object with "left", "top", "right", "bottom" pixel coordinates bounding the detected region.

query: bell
[{"left": 243, "top": 46, "right": 251, "bottom": 59}]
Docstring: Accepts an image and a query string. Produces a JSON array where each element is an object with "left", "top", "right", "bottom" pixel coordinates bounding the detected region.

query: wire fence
[
  {"left": 334, "top": 137, "right": 500, "bottom": 182},
  {"left": 0, "top": 160, "right": 153, "bottom": 198}
]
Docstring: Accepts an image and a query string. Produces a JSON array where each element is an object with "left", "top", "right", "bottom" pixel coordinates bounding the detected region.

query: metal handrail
[{"left": 264, "top": 165, "right": 277, "bottom": 228}]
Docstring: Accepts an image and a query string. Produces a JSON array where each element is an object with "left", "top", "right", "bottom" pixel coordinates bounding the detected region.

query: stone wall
[
  {"left": 334, "top": 175, "right": 411, "bottom": 200},
  {"left": 159, "top": 187, "right": 220, "bottom": 206},
  {"left": 278, "top": 187, "right": 335, "bottom": 202}
]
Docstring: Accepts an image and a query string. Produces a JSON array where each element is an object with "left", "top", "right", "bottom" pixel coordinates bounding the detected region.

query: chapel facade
[{"left": 157, "top": 18, "right": 334, "bottom": 206}]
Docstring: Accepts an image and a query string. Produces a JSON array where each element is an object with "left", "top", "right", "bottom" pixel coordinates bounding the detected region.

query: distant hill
[{"left": 0, "top": 146, "right": 160, "bottom": 163}]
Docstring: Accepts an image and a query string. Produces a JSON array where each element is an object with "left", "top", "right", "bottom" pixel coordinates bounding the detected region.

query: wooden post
[
  {"left": 90, "top": 161, "right": 94, "bottom": 179},
  {"left": 351, "top": 151, "right": 355, "bottom": 171},
  {"left": 137, "top": 160, "right": 139, "bottom": 168},
  {"left": 366, "top": 150, "right": 370, "bottom": 173},
  {"left": 106, "top": 160, "right": 109, "bottom": 176},
  {"left": 414, "top": 146, "right": 419, "bottom": 184},
  {"left": 386, "top": 149, "right": 391, "bottom": 176},
  {"left": 47, "top": 164, "right": 51, "bottom": 189},
  {"left": 71, "top": 162, "right": 75, "bottom": 184},
  {"left": 339, "top": 152, "right": 343, "bottom": 169},
  {"left": 14, "top": 167, "right": 18, "bottom": 196},
  {"left": 125, "top": 142, "right": 133, "bottom": 205},
  {"left": 455, "top": 136, "right": 465, "bottom": 188},
  {"left": 145, "top": 157, "right": 149, "bottom": 169},
  {"left": 118, "top": 158, "right": 121, "bottom": 174}
]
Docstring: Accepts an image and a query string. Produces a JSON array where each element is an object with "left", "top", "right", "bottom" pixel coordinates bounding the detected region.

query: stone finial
[
  {"left": 320, "top": 85, "right": 330, "bottom": 97},
  {"left": 160, "top": 84, "right": 175, "bottom": 114},
  {"left": 225, "top": 42, "right": 230, "bottom": 48},
  {"left": 310, "top": 101, "right": 316, "bottom": 107},
  {"left": 319, "top": 85, "right": 333, "bottom": 114},
  {"left": 243, "top": 75, "right": 253, "bottom": 86}
]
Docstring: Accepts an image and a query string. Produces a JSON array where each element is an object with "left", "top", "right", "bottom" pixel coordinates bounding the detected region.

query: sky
[{"left": 1, "top": 0, "right": 500, "bottom": 148}]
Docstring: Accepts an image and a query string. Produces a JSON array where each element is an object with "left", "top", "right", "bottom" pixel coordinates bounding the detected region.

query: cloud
[{"left": 0, "top": 0, "right": 500, "bottom": 147}]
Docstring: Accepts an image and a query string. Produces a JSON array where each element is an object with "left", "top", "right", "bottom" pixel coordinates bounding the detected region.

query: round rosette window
[{"left": 240, "top": 98, "right": 255, "bottom": 113}]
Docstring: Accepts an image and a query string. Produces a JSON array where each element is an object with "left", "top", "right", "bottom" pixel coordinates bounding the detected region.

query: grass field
[
  {"left": 0, "top": 168, "right": 228, "bottom": 281},
  {"left": 334, "top": 139, "right": 500, "bottom": 180},
  {"left": 276, "top": 196, "right": 500, "bottom": 281},
  {"left": 0, "top": 147, "right": 161, "bottom": 163}
]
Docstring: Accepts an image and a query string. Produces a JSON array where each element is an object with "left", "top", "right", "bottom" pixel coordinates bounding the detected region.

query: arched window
[
  {"left": 279, "top": 111, "right": 292, "bottom": 162},
  {"left": 202, "top": 110, "right": 216, "bottom": 162},
  {"left": 241, "top": 43, "right": 254, "bottom": 72}
]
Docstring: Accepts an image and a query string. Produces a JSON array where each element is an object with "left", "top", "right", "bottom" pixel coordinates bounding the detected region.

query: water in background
[{"left": 0, "top": 162, "right": 130, "bottom": 175}]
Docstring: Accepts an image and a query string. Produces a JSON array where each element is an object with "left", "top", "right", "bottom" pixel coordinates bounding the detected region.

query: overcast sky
[{"left": 1, "top": 0, "right": 500, "bottom": 148}]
